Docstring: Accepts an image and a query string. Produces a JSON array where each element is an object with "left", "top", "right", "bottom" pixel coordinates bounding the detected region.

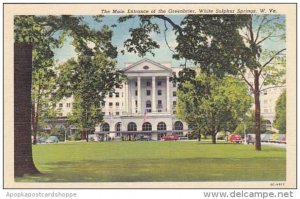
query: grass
[{"left": 16, "top": 141, "right": 286, "bottom": 182}]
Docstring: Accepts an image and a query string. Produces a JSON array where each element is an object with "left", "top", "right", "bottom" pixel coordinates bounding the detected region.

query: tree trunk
[
  {"left": 86, "top": 130, "right": 89, "bottom": 142},
  {"left": 198, "top": 131, "right": 201, "bottom": 141},
  {"left": 254, "top": 70, "right": 262, "bottom": 151},
  {"left": 14, "top": 43, "right": 39, "bottom": 177},
  {"left": 31, "top": 103, "right": 37, "bottom": 145},
  {"left": 211, "top": 132, "right": 217, "bottom": 144}
]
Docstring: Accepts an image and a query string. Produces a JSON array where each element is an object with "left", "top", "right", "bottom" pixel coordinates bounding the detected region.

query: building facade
[
  {"left": 94, "top": 58, "right": 188, "bottom": 141},
  {"left": 53, "top": 58, "right": 285, "bottom": 140}
]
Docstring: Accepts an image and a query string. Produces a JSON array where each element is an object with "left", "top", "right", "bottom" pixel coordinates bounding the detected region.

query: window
[
  {"left": 59, "top": 103, "right": 63, "bottom": 108},
  {"left": 157, "top": 122, "right": 166, "bottom": 131},
  {"left": 173, "top": 91, "right": 177, "bottom": 97},
  {"left": 116, "top": 102, "right": 119, "bottom": 107},
  {"left": 109, "top": 102, "right": 113, "bottom": 107},
  {"left": 115, "top": 92, "right": 119, "bottom": 98},
  {"left": 58, "top": 113, "right": 63, "bottom": 117},
  {"left": 157, "top": 100, "right": 162, "bottom": 109},
  {"left": 146, "top": 81, "right": 151, "bottom": 86},
  {"left": 67, "top": 103, "right": 71, "bottom": 108},
  {"left": 116, "top": 133, "right": 121, "bottom": 136},
  {"left": 116, "top": 112, "right": 120, "bottom": 116},
  {"left": 102, "top": 123, "right": 110, "bottom": 132},
  {"left": 135, "top": 100, "right": 138, "bottom": 106},
  {"left": 128, "top": 122, "right": 137, "bottom": 131},
  {"left": 174, "top": 121, "right": 183, "bottom": 130},
  {"left": 173, "top": 82, "right": 176, "bottom": 87},
  {"left": 263, "top": 90, "right": 268, "bottom": 95},
  {"left": 173, "top": 101, "right": 176, "bottom": 108},
  {"left": 135, "top": 81, "right": 137, "bottom": 87},
  {"left": 135, "top": 90, "right": 138, "bottom": 96},
  {"left": 142, "top": 122, "right": 152, "bottom": 131},
  {"left": 101, "top": 101, "right": 105, "bottom": 107},
  {"left": 173, "top": 110, "right": 176, "bottom": 114},
  {"left": 146, "top": 100, "right": 152, "bottom": 108},
  {"left": 109, "top": 92, "right": 113, "bottom": 97},
  {"left": 143, "top": 65, "right": 149, "bottom": 70},
  {"left": 146, "top": 90, "right": 151, "bottom": 96},
  {"left": 102, "top": 112, "right": 105, "bottom": 115},
  {"left": 116, "top": 123, "right": 121, "bottom": 131},
  {"left": 158, "top": 90, "right": 162, "bottom": 96},
  {"left": 157, "top": 81, "right": 162, "bottom": 86}
]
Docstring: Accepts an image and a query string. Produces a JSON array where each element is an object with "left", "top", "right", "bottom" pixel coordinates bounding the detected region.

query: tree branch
[
  {"left": 260, "top": 85, "right": 286, "bottom": 93},
  {"left": 254, "top": 16, "right": 267, "bottom": 43},
  {"left": 154, "top": 15, "right": 183, "bottom": 36},
  {"left": 239, "top": 71, "right": 254, "bottom": 93},
  {"left": 258, "top": 48, "right": 286, "bottom": 75},
  {"left": 163, "top": 20, "right": 176, "bottom": 54}
]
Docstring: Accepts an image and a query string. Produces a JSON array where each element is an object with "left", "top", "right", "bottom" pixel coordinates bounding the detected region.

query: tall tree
[
  {"left": 273, "top": 89, "right": 286, "bottom": 133},
  {"left": 14, "top": 15, "right": 117, "bottom": 176},
  {"left": 56, "top": 52, "right": 124, "bottom": 141},
  {"left": 31, "top": 67, "right": 57, "bottom": 145},
  {"left": 119, "top": 15, "right": 286, "bottom": 151},
  {"left": 176, "top": 71, "right": 252, "bottom": 144}
]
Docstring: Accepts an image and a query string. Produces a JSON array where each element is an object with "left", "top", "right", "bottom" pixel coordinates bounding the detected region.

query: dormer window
[{"left": 143, "top": 65, "right": 149, "bottom": 70}]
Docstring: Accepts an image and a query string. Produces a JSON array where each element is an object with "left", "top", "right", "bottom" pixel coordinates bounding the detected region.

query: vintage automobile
[
  {"left": 45, "top": 136, "right": 59, "bottom": 144},
  {"left": 246, "top": 134, "right": 256, "bottom": 144},
  {"left": 161, "top": 135, "right": 179, "bottom": 141},
  {"left": 228, "top": 134, "right": 243, "bottom": 143}
]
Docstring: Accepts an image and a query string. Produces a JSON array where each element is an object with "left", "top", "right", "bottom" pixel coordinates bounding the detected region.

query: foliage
[
  {"left": 176, "top": 71, "right": 252, "bottom": 144},
  {"left": 119, "top": 14, "right": 286, "bottom": 151},
  {"left": 273, "top": 90, "right": 286, "bottom": 133},
  {"left": 50, "top": 127, "right": 66, "bottom": 141},
  {"left": 234, "top": 110, "right": 269, "bottom": 135},
  {"left": 14, "top": 15, "right": 122, "bottom": 175},
  {"left": 56, "top": 51, "right": 124, "bottom": 138}
]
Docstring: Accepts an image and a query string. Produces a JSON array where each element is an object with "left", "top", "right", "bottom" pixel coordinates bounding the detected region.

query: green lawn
[{"left": 16, "top": 141, "right": 286, "bottom": 182}]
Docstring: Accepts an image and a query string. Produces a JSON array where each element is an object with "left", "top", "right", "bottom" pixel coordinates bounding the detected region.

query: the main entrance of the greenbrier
[{"left": 95, "top": 120, "right": 188, "bottom": 141}]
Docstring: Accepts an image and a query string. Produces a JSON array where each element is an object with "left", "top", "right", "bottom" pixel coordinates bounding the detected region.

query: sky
[
  {"left": 53, "top": 15, "right": 187, "bottom": 68},
  {"left": 52, "top": 15, "right": 286, "bottom": 69}
]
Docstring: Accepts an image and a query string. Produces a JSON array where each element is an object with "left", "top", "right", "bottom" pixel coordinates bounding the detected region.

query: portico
[
  {"left": 123, "top": 59, "right": 173, "bottom": 115},
  {"left": 95, "top": 58, "right": 189, "bottom": 141}
]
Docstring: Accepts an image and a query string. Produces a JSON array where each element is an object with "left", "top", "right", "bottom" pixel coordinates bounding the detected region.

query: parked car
[
  {"left": 280, "top": 134, "right": 286, "bottom": 144},
  {"left": 37, "top": 137, "right": 46, "bottom": 144},
  {"left": 270, "top": 134, "right": 281, "bottom": 143},
  {"left": 228, "top": 134, "right": 242, "bottom": 143},
  {"left": 45, "top": 136, "right": 59, "bottom": 144},
  {"left": 161, "top": 135, "right": 179, "bottom": 141},
  {"left": 178, "top": 136, "right": 188, "bottom": 140},
  {"left": 246, "top": 134, "right": 256, "bottom": 144},
  {"left": 275, "top": 134, "right": 286, "bottom": 144},
  {"left": 261, "top": 134, "right": 273, "bottom": 142},
  {"left": 140, "top": 135, "right": 151, "bottom": 141}
]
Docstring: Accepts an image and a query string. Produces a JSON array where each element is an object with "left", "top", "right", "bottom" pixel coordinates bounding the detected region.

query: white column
[
  {"left": 137, "top": 76, "right": 141, "bottom": 113},
  {"left": 152, "top": 76, "right": 156, "bottom": 112},
  {"left": 125, "top": 81, "right": 129, "bottom": 113},
  {"left": 128, "top": 80, "right": 132, "bottom": 114},
  {"left": 166, "top": 76, "right": 171, "bottom": 113}
]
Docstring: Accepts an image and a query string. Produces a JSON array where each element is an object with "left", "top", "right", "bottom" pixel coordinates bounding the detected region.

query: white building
[
  {"left": 54, "top": 58, "right": 188, "bottom": 140},
  {"left": 245, "top": 72, "right": 286, "bottom": 131},
  {"left": 54, "top": 58, "right": 285, "bottom": 139}
]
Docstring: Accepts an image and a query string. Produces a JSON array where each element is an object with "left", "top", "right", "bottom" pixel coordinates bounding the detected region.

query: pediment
[{"left": 122, "top": 58, "right": 172, "bottom": 73}]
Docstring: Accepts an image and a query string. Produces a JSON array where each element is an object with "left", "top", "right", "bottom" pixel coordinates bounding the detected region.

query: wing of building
[
  {"left": 50, "top": 58, "right": 285, "bottom": 140},
  {"left": 51, "top": 58, "right": 188, "bottom": 141}
]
